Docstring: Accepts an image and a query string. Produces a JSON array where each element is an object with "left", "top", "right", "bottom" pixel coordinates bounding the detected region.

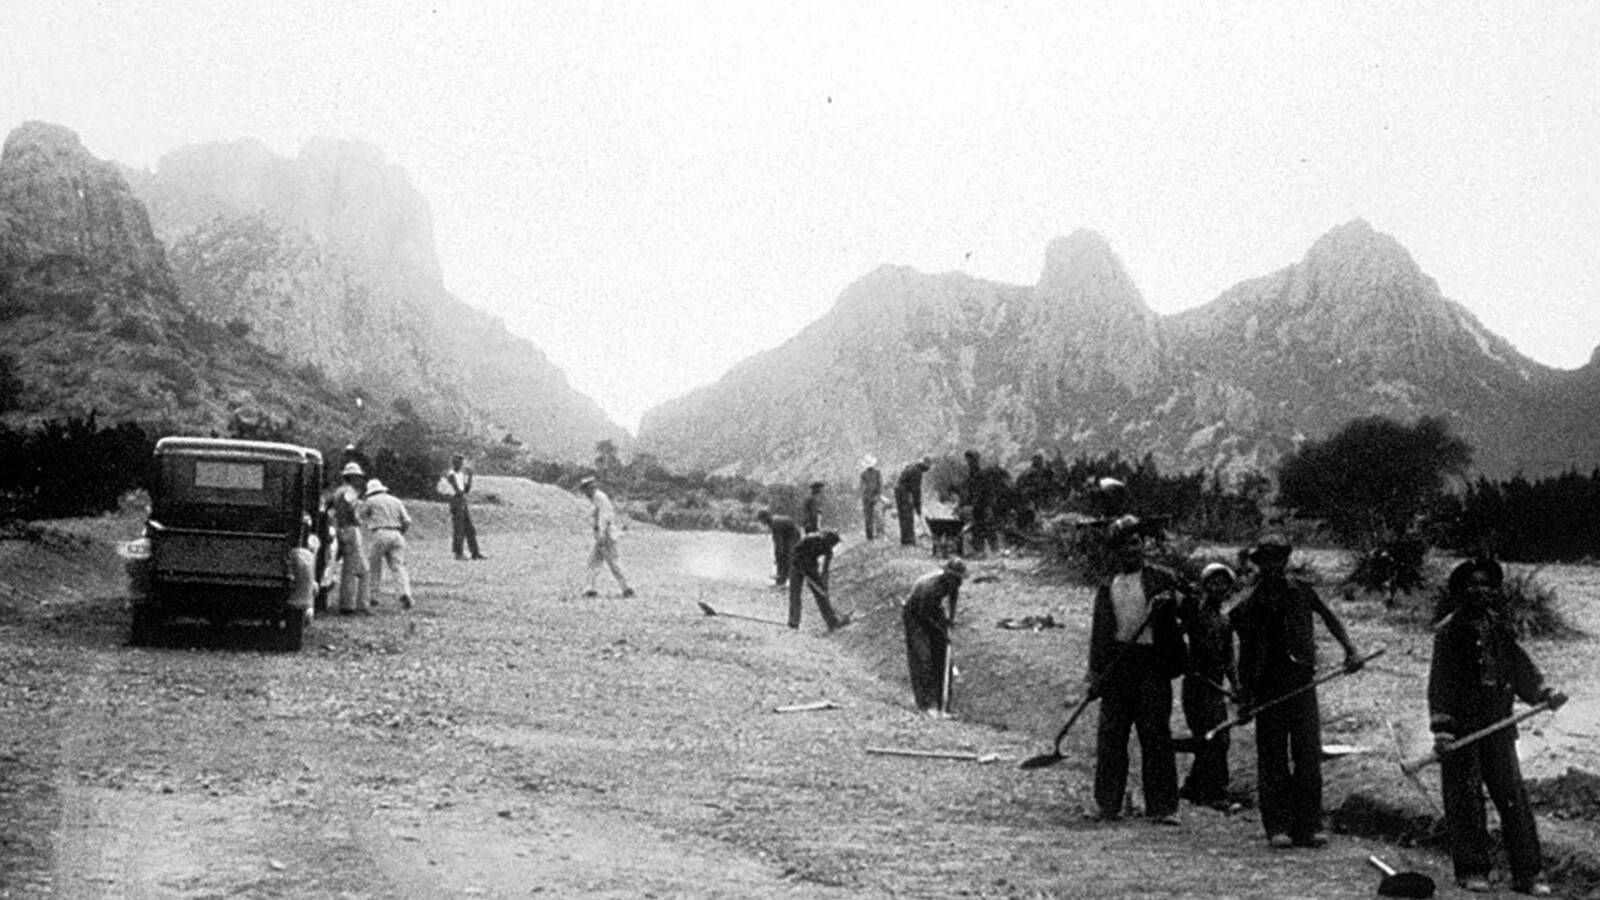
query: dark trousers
[
  {"left": 1093, "top": 645, "right": 1178, "bottom": 818},
  {"left": 902, "top": 606, "right": 948, "bottom": 710},
  {"left": 450, "top": 502, "right": 479, "bottom": 558},
  {"left": 788, "top": 562, "right": 842, "bottom": 629},
  {"left": 772, "top": 533, "right": 796, "bottom": 584},
  {"left": 895, "top": 492, "right": 917, "bottom": 545},
  {"left": 1441, "top": 728, "right": 1543, "bottom": 884},
  {"left": 1254, "top": 687, "right": 1324, "bottom": 840},
  {"left": 862, "top": 497, "right": 878, "bottom": 540},
  {"left": 1180, "top": 677, "right": 1231, "bottom": 804}
]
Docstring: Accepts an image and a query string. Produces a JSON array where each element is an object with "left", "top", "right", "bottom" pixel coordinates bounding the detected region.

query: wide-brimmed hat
[
  {"left": 578, "top": 476, "right": 596, "bottom": 490},
  {"left": 340, "top": 461, "right": 365, "bottom": 477},
  {"left": 943, "top": 558, "right": 968, "bottom": 577},
  {"left": 1200, "top": 562, "right": 1237, "bottom": 586},
  {"left": 363, "top": 479, "right": 388, "bottom": 496},
  {"left": 862, "top": 455, "right": 878, "bottom": 468},
  {"left": 809, "top": 480, "right": 826, "bottom": 490},
  {"left": 1448, "top": 557, "right": 1504, "bottom": 596}
]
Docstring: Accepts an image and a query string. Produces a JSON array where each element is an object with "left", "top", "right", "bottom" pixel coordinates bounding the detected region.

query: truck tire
[
  {"left": 128, "top": 604, "right": 163, "bottom": 647},
  {"left": 278, "top": 611, "right": 305, "bottom": 652}
]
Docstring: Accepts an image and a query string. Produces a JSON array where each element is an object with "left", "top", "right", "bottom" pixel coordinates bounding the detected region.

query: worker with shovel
[
  {"left": 788, "top": 530, "right": 848, "bottom": 632},
  {"left": 1428, "top": 557, "right": 1567, "bottom": 896},
  {"left": 1178, "top": 562, "right": 1242, "bottom": 811},
  {"left": 1086, "top": 518, "right": 1188, "bottom": 825},
  {"left": 1229, "top": 533, "right": 1366, "bottom": 849},
  {"left": 902, "top": 557, "right": 967, "bottom": 718}
]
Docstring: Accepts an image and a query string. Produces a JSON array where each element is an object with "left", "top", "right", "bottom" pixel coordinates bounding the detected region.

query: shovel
[
  {"left": 1204, "top": 648, "right": 1387, "bottom": 740},
  {"left": 1400, "top": 697, "right": 1558, "bottom": 775},
  {"left": 1367, "top": 855, "right": 1435, "bottom": 898},
  {"left": 696, "top": 601, "right": 788, "bottom": 628}
]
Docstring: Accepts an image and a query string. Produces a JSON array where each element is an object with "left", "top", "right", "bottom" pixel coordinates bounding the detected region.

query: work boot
[
  {"left": 1293, "top": 831, "right": 1329, "bottom": 848},
  {"left": 1458, "top": 877, "right": 1492, "bottom": 893},
  {"left": 621, "top": 588, "right": 636, "bottom": 598},
  {"left": 582, "top": 589, "right": 599, "bottom": 598},
  {"left": 1153, "top": 813, "right": 1181, "bottom": 826},
  {"left": 1512, "top": 879, "right": 1552, "bottom": 896},
  {"left": 1267, "top": 834, "right": 1294, "bottom": 850},
  {"left": 399, "top": 595, "right": 413, "bottom": 610}
]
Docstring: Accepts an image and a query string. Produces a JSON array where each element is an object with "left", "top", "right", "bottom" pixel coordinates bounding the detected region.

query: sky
[{"left": 3, "top": 2, "right": 1597, "bottom": 433}]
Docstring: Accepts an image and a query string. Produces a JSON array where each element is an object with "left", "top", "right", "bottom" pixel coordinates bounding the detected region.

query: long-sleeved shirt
[
  {"left": 359, "top": 491, "right": 411, "bottom": 532},
  {"left": 1229, "top": 574, "right": 1358, "bottom": 693},
  {"left": 859, "top": 467, "right": 882, "bottom": 500},
  {"left": 1428, "top": 605, "right": 1547, "bottom": 736},
  {"left": 894, "top": 465, "right": 926, "bottom": 513}
]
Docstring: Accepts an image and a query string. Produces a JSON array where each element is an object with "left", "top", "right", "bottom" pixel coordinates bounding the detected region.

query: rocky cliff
[
  {"left": 123, "top": 136, "right": 625, "bottom": 461},
  {"left": 0, "top": 122, "right": 349, "bottom": 435},
  {"left": 638, "top": 220, "right": 1596, "bottom": 482}
]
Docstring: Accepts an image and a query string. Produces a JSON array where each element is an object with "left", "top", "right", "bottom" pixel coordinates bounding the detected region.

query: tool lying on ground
[
  {"left": 696, "top": 601, "right": 788, "bottom": 628},
  {"left": 866, "top": 746, "right": 1001, "bottom": 764},
  {"left": 773, "top": 700, "right": 841, "bottom": 713},
  {"left": 1366, "top": 855, "right": 1436, "bottom": 899},
  {"left": 1019, "top": 607, "right": 1156, "bottom": 770},
  {"left": 1170, "top": 735, "right": 1366, "bottom": 760},
  {"left": 1400, "top": 696, "right": 1562, "bottom": 776},
  {"left": 1203, "top": 648, "right": 1387, "bottom": 741}
]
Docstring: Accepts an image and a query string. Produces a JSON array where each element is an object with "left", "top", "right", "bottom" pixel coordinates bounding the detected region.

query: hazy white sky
[{"left": 4, "top": 2, "right": 1597, "bottom": 433}]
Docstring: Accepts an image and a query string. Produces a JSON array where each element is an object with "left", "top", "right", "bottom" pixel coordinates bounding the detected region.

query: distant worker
[
  {"left": 894, "top": 457, "right": 932, "bottom": 546},
  {"left": 858, "top": 457, "right": 883, "bottom": 541},
  {"left": 331, "top": 462, "right": 371, "bottom": 615},
  {"left": 755, "top": 509, "right": 801, "bottom": 587},
  {"left": 1013, "top": 451, "right": 1054, "bottom": 532},
  {"left": 902, "top": 557, "right": 967, "bottom": 718},
  {"left": 1178, "top": 562, "right": 1242, "bottom": 810},
  {"left": 439, "top": 453, "right": 485, "bottom": 561},
  {"left": 1229, "top": 534, "right": 1365, "bottom": 849},
  {"left": 961, "top": 450, "right": 1002, "bottom": 558},
  {"left": 359, "top": 478, "right": 413, "bottom": 610},
  {"left": 789, "top": 530, "right": 847, "bottom": 631},
  {"left": 1429, "top": 557, "right": 1565, "bottom": 896},
  {"left": 579, "top": 476, "right": 635, "bottom": 598},
  {"left": 1087, "top": 519, "right": 1187, "bottom": 825},
  {"left": 802, "top": 480, "right": 826, "bottom": 534}
]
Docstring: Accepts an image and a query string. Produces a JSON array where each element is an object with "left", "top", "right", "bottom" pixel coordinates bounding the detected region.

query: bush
[{"left": 1425, "top": 568, "right": 1583, "bottom": 640}]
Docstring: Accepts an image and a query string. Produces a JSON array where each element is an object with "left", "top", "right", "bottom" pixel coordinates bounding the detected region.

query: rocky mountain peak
[
  {"left": 1035, "top": 228, "right": 1148, "bottom": 311},
  {"left": 1297, "top": 217, "right": 1427, "bottom": 298},
  {"left": 0, "top": 121, "right": 173, "bottom": 290}
]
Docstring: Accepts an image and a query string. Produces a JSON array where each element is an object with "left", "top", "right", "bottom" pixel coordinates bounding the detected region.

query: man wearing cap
[
  {"left": 756, "top": 509, "right": 801, "bottom": 587},
  {"left": 1178, "top": 562, "right": 1242, "bottom": 809},
  {"left": 440, "top": 453, "right": 485, "bottom": 561},
  {"left": 788, "top": 530, "right": 846, "bottom": 631},
  {"left": 579, "top": 476, "right": 635, "bottom": 598},
  {"left": 1086, "top": 521, "right": 1188, "bottom": 824},
  {"left": 858, "top": 457, "right": 883, "bottom": 541},
  {"left": 1229, "top": 533, "right": 1365, "bottom": 849},
  {"left": 893, "top": 457, "right": 932, "bottom": 546},
  {"left": 1430, "top": 557, "right": 1564, "bottom": 895},
  {"left": 359, "top": 478, "right": 413, "bottom": 610},
  {"left": 802, "top": 481, "right": 826, "bottom": 534},
  {"left": 902, "top": 558, "right": 967, "bottom": 717},
  {"left": 331, "top": 462, "right": 371, "bottom": 615}
]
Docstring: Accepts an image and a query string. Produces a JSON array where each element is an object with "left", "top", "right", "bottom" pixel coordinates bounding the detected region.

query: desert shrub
[
  {"left": 1425, "top": 568, "right": 1583, "bottom": 640},
  {"left": 1345, "top": 537, "right": 1430, "bottom": 604}
]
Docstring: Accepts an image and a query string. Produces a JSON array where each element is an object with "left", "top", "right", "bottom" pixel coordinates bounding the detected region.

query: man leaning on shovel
[
  {"left": 1228, "top": 533, "right": 1366, "bottom": 850},
  {"left": 1428, "top": 557, "right": 1566, "bottom": 896}
]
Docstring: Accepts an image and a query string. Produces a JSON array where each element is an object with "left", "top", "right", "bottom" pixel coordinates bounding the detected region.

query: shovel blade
[
  {"left": 1017, "top": 751, "right": 1063, "bottom": 770},
  {"left": 1378, "top": 872, "right": 1436, "bottom": 899}
]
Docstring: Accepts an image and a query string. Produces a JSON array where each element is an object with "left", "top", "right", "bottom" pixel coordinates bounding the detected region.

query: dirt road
[{"left": 2, "top": 495, "right": 1597, "bottom": 899}]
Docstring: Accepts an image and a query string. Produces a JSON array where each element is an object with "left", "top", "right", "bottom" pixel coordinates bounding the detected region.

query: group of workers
[
  {"left": 758, "top": 454, "right": 1571, "bottom": 897},
  {"left": 320, "top": 447, "right": 415, "bottom": 614}
]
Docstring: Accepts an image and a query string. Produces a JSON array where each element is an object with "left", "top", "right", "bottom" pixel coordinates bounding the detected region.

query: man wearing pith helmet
[
  {"left": 902, "top": 557, "right": 968, "bottom": 718},
  {"left": 331, "top": 461, "right": 371, "bottom": 615}
]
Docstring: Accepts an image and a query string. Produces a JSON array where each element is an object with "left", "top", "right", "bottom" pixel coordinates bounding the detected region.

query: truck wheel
[
  {"left": 128, "top": 604, "right": 163, "bottom": 647},
  {"left": 278, "top": 610, "right": 305, "bottom": 652}
]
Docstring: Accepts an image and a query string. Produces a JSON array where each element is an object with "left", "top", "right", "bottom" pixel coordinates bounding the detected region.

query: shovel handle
[
  {"left": 1400, "top": 699, "right": 1555, "bottom": 775},
  {"left": 1206, "top": 648, "right": 1386, "bottom": 740},
  {"left": 1367, "top": 855, "right": 1397, "bottom": 877}
]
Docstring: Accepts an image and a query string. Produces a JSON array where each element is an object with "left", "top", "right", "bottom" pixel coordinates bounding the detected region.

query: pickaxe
[
  {"left": 867, "top": 746, "right": 1001, "bottom": 764},
  {"left": 1400, "top": 696, "right": 1562, "bottom": 775},
  {"left": 1204, "top": 648, "right": 1386, "bottom": 741},
  {"left": 696, "top": 600, "right": 788, "bottom": 628}
]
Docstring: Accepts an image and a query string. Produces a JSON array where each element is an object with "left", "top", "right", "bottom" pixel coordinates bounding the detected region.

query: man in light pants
[{"left": 360, "top": 478, "right": 413, "bottom": 610}]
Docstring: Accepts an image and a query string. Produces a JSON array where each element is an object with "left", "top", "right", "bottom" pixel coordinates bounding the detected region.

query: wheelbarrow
[{"left": 926, "top": 517, "right": 966, "bottom": 558}]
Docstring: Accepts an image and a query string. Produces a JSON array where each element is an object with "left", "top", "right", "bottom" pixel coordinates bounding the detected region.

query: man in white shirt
[
  {"left": 441, "top": 453, "right": 485, "bottom": 560},
  {"left": 579, "top": 476, "right": 635, "bottom": 598}
]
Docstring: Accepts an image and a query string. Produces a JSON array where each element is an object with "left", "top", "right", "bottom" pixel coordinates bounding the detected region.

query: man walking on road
[
  {"left": 893, "top": 457, "right": 932, "bottom": 546},
  {"left": 440, "top": 453, "right": 485, "bottom": 561},
  {"left": 902, "top": 558, "right": 966, "bottom": 718},
  {"left": 756, "top": 509, "right": 801, "bottom": 587},
  {"left": 1229, "top": 534, "right": 1365, "bottom": 849},
  {"left": 580, "top": 476, "right": 635, "bottom": 598},
  {"left": 360, "top": 478, "right": 414, "bottom": 610},
  {"left": 789, "top": 530, "right": 847, "bottom": 631},
  {"left": 331, "top": 462, "right": 370, "bottom": 615}
]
